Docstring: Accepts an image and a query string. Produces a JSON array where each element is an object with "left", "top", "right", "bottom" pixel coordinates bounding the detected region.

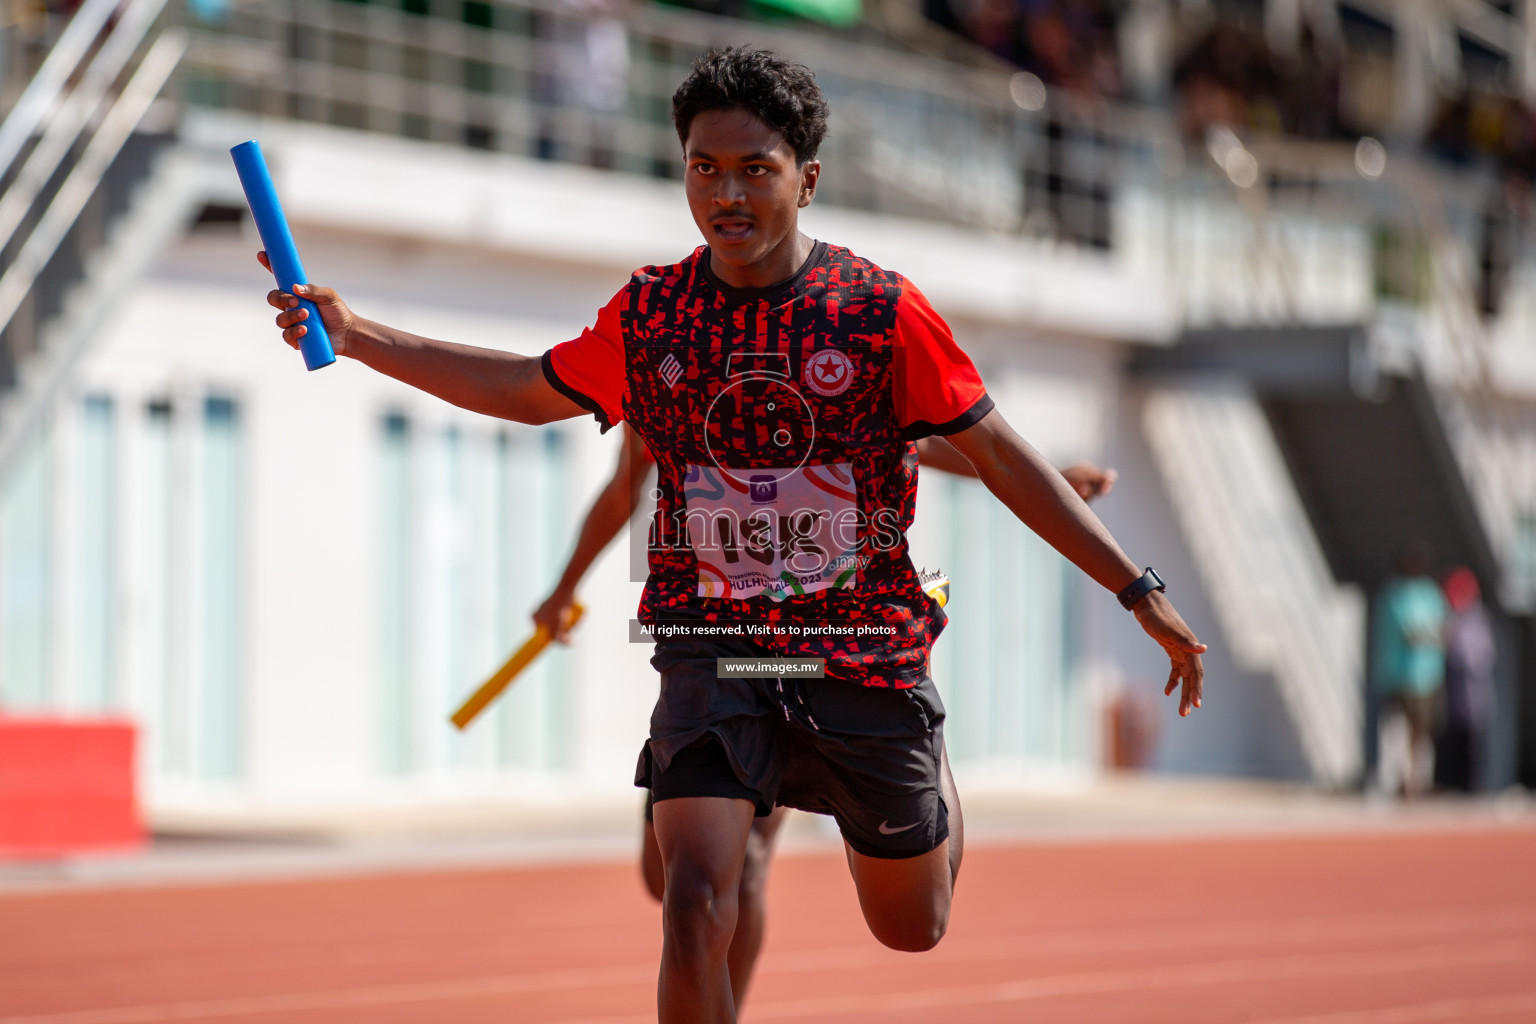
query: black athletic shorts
[{"left": 635, "top": 639, "right": 949, "bottom": 860}]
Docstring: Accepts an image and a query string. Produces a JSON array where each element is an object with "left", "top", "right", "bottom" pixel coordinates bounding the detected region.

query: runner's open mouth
[{"left": 713, "top": 219, "right": 753, "bottom": 241}]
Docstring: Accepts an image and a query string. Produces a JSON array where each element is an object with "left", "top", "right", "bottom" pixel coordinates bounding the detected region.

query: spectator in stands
[
  {"left": 1274, "top": 24, "right": 1341, "bottom": 139},
  {"left": 1172, "top": 22, "right": 1261, "bottom": 141},
  {"left": 564, "top": 0, "right": 630, "bottom": 170},
  {"left": 1372, "top": 539, "right": 1448, "bottom": 798},
  {"left": 922, "top": 0, "right": 1123, "bottom": 100},
  {"left": 1436, "top": 567, "right": 1496, "bottom": 793},
  {"left": 1171, "top": 19, "right": 1354, "bottom": 142},
  {"left": 1425, "top": 90, "right": 1477, "bottom": 166}
]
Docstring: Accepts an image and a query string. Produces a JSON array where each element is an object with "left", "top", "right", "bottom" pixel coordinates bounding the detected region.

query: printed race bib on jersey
[{"left": 682, "top": 463, "right": 863, "bottom": 601}]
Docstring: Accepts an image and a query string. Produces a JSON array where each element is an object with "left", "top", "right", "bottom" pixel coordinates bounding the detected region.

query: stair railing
[
  {"left": 0, "top": 0, "right": 172, "bottom": 258},
  {"left": 0, "top": 0, "right": 125, "bottom": 181},
  {"left": 0, "top": 6, "right": 188, "bottom": 482}
]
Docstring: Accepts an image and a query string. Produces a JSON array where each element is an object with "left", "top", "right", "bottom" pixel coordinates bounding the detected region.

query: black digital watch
[{"left": 1116, "top": 567, "right": 1166, "bottom": 611}]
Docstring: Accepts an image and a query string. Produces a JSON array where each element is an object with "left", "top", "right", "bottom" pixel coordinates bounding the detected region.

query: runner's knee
[
  {"left": 849, "top": 844, "right": 953, "bottom": 953},
  {"left": 663, "top": 866, "right": 740, "bottom": 953},
  {"left": 866, "top": 899, "right": 949, "bottom": 953}
]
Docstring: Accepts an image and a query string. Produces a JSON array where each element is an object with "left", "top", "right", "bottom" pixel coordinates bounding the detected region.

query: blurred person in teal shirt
[{"left": 1373, "top": 540, "right": 1448, "bottom": 797}]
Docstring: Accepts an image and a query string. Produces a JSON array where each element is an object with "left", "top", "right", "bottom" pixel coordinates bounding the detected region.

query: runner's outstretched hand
[
  {"left": 1059, "top": 463, "right": 1117, "bottom": 502},
  {"left": 259, "top": 251, "right": 358, "bottom": 355},
  {"left": 532, "top": 588, "right": 582, "bottom": 644},
  {"left": 1132, "top": 591, "right": 1206, "bottom": 717}
]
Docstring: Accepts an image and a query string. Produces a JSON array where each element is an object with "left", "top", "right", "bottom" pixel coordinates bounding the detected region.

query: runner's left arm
[
  {"left": 895, "top": 281, "right": 1197, "bottom": 712},
  {"left": 532, "top": 426, "right": 653, "bottom": 641},
  {"left": 945, "top": 410, "right": 1206, "bottom": 716}
]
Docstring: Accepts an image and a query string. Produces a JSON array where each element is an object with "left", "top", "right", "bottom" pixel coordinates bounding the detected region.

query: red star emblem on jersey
[{"left": 805, "top": 348, "right": 854, "bottom": 397}]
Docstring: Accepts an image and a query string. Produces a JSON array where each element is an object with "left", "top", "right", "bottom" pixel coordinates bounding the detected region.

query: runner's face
[{"left": 683, "top": 109, "right": 819, "bottom": 289}]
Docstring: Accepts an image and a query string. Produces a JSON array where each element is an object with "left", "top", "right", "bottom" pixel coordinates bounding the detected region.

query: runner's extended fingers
[
  {"left": 1176, "top": 650, "right": 1204, "bottom": 715},
  {"left": 1162, "top": 647, "right": 1203, "bottom": 716},
  {"left": 275, "top": 306, "right": 308, "bottom": 331},
  {"left": 267, "top": 288, "right": 299, "bottom": 311},
  {"left": 256, "top": 250, "right": 271, "bottom": 272}
]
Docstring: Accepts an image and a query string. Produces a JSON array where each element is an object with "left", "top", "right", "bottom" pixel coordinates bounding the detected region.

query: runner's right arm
[
  {"left": 260, "top": 254, "right": 584, "bottom": 425},
  {"left": 532, "top": 426, "right": 653, "bottom": 642}
]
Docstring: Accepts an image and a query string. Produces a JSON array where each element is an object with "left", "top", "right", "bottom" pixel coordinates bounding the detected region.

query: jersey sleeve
[
  {"left": 542, "top": 289, "right": 627, "bottom": 432},
  {"left": 893, "top": 281, "right": 993, "bottom": 440}
]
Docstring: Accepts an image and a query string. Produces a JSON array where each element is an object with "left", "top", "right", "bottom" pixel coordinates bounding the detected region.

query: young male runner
[
  {"left": 259, "top": 46, "right": 1204, "bottom": 1023},
  {"left": 530, "top": 422, "right": 1115, "bottom": 1011}
]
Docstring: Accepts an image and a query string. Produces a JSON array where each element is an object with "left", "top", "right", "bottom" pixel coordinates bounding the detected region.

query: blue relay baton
[{"left": 230, "top": 140, "right": 336, "bottom": 371}]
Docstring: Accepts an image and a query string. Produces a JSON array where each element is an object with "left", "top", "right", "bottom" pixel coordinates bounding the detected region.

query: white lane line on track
[
  {"left": 1242, "top": 990, "right": 1536, "bottom": 1024},
  {"left": 0, "top": 965, "right": 657, "bottom": 1024},
  {"left": 759, "top": 900, "right": 1536, "bottom": 975},
  {"left": 5, "top": 898, "right": 1534, "bottom": 998},
  {"left": 0, "top": 937, "right": 1526, "bottom": 1024},
  {"left": 543, "top": 938, "right": 1535, "bottom": 1024}
]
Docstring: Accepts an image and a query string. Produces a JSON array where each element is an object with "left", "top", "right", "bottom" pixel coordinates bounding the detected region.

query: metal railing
[
  {"left": 176, "top": 0, "right": 1156, "bottom": 244},
  {"left": 173, "top": 0, "right": 1534, "bottom": 297},
  {"left": 0, "top": 0, "right": 189, "bottom": 479}
]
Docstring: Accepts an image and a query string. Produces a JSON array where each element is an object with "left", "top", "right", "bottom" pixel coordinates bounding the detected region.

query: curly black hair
[{"left": 671, "top": 47, "right": 829, "bottom": 165}]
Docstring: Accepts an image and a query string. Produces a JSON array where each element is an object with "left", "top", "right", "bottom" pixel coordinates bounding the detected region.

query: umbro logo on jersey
[
  {"left": 805, "top": 348, "right": 854, "bottom": 397},
  {"left": 658, "top": 353, "right": 684, "bottom": 389}
]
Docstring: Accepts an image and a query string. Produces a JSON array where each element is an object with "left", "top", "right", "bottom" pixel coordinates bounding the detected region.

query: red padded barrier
[{"left": 0, "top": 719, "right": 142, "bottom": 857}]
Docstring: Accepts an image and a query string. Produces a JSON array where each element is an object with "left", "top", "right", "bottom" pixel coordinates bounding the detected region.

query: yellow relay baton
[{"left": 450, "top": 603, "right": 585, "bottom": 730}]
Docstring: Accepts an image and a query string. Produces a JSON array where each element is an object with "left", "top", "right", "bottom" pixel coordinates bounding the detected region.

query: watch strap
[{"left": 1117, "top": 567, "right": 1166, "bottom": 611}]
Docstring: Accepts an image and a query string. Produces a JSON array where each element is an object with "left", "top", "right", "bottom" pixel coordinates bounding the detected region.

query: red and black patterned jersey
[{"left": 543, "top": 242, "right": 992, "bottom": 687}]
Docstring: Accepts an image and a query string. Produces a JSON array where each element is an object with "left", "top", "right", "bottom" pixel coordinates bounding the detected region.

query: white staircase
[
  {"left": 1143, "top": 378, "right": 1365, "bottom": 786},
  {"left": 0, "top": 0, "right": 189, "bottom": 483}
]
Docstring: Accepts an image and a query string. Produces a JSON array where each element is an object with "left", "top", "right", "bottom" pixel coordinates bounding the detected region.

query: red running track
[{"left": 2, "top": 826, "right": 1535, "bottom": 1023}]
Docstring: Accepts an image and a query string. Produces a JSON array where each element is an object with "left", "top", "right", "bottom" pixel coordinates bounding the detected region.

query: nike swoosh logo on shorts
[{"left": 878, "top": 820, "right": 919, "bottom": 835}]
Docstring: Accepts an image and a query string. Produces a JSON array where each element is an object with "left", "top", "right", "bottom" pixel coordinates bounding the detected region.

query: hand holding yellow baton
[{"left": 450, "top": 602, "right": 585, "bottom": 730}]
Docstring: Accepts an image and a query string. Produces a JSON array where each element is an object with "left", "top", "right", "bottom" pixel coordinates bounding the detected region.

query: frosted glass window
[
  {"left": 75, "top": 395, "right": 116, "bottom": 710},
  {"left": 495, "top": 429, "right": 571, "bottom": 773},
  {"left": 0, "top": 426, "right": 51, "bottom": 709},
  {"left": 377, "top": 420, "right": 572, "bottom": 778},
  {"left": 378, "top": 412, "right": 414, "bottom": 774},
  {"left": 932, "top": 475, "right": 1082, "bottom": 770},
  {"left": 198, "top": 396, "right": 243, "bottom": 779},
  {"left": 428, "top": 424, "right": 467, "bottom": 769},
  {"left": 139, "top": 400, "right": 178, "bottom": 772}
]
